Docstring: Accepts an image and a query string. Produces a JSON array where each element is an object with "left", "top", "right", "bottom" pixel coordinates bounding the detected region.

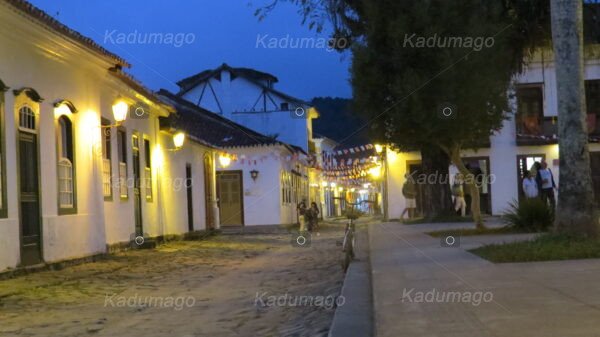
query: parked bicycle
[{"left": 341, "top": 200, "right": 370, "bottom": 271}]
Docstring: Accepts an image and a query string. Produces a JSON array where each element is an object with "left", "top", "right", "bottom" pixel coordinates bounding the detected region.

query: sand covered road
[{"left": 0, "top": 224, "right": 346, "bottom": 337}]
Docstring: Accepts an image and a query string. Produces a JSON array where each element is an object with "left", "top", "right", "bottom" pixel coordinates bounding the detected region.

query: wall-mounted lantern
[
  {"left": 112, "top": 100, "right": 128, "bottom": 124},
  {"left": 173, "top": 132, "right": 185, "bottom": 149},
  {"left": 164, "top": 131, "right": 186, "bottom": 152},
  {"left": 219, "top": 154, "right": 231, "bottom": 168},
  {"left": 250, "top": 170, "right": 259, "bottom": 181}
]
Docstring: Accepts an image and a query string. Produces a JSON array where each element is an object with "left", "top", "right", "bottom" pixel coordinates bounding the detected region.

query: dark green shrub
[{"left": 503, "top": 198, "right": 553, "bottom": 232}]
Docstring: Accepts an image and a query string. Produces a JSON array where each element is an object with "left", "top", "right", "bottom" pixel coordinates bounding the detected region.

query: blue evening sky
[{"left": 29, "top": 0, "right": 352, "bottom": 99}]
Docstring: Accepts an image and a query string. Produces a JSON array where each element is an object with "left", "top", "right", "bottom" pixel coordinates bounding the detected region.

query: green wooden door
[{"left": 19, "top": 131, "right": 42, "bottom": 265}]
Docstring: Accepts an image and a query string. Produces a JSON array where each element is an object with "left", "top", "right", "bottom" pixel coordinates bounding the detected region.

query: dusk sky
[{"left": 30, "top": 0, "right": 352, "bottom": 100}]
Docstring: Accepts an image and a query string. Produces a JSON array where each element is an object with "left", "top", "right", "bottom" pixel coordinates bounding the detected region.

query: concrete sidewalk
[
  {"left": 370, "top": 222, "right": 600, "bottom": 337},
  {"left": 329, "top": 227, "right": 374, "bottom": 337}
]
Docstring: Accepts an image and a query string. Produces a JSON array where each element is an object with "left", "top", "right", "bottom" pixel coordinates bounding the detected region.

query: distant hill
[{"left": 311, "top": 97, "right": 371, "bottom": 147}]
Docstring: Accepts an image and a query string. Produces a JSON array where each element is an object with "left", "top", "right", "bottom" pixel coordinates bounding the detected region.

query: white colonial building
[
  {"left": 0, "top": 0, "right": 221, "bottom": 272},
  {"left": 385, "top": 47, "right": 600, "bottom": 219},
  {"left": 159, "top": 90, "right": 310, "bottom": 226}
]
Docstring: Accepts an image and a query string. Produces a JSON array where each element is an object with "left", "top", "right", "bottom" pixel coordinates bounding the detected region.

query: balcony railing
[{"left": 516, "top": 114, "right": 600, "bottom": 145}]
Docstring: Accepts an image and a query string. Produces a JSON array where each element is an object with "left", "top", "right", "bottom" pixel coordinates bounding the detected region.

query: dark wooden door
[
  {"left": 18, "top": 132, "right": 42, "bottom": 265},
  {"left": 186, "top": 164, "right": 194, "bottom": 231},
  {"left": 590, "top": 152, "right": 600, "bottom": 208},
  {"left": 132, "top": 136, "right": 143, "bottom": 236},
  {"left": 217, "top": 171, "right": 244, "bottom": 226},
  {"left": 203, "top": 154, "right": 214, "bottom": 229}
]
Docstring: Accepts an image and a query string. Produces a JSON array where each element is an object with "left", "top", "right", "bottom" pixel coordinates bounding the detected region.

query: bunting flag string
[{"left": 216, "top": 150, "right": 310, "bottom": 167}]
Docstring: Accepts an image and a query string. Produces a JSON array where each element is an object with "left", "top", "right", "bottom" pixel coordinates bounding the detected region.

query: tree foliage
[{"left": 263, "top": 0, "right": 552, "bottom": 225}]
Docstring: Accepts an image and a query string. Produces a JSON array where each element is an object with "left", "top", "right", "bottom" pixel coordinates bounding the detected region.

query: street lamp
[
  {"left": 219, "top": 154, "right": 231, "bottom": 168},
  {"left": 173, "top": 132, "right": 185, "bottom": 149},
  {"left": 112, "top": 100, "right": 128, "bottom": 124}
]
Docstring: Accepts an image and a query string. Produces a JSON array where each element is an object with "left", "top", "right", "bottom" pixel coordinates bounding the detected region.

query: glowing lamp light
[
  {"left": 374, "top": 144, "right": 384, "bottom": 154},
  {"left": 369, "top": 165, "right": 382, "bottom": 179},
  {"left": 219, "top": 154, "right": 231, "bottom": 168},
  {"left": 350, "top": 188, "right": 356, "bottom": 192},
  {"left": 363, "top": 183, "right": 370, "bottom": 188},
  {"left": 338, "top": 186, "right": 344, "bottom": 192},
  {"left": 330, "top": 182, "right": 337, "bottom": 188},
  {"left": 321, "top": 181, "right": 328, "bottom": 187},
  {"left": 173, "top": 132, "right": 185, "bottom": 149},
  {"left": 112, "top": 101, "right": 129, "bottom": 123}
]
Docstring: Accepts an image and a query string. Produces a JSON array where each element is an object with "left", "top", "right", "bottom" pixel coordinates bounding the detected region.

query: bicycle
[{"left": 341, "top": 200, "right": 369, "bottom": 272}]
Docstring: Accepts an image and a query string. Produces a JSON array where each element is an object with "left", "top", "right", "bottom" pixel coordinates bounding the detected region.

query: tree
[
  {"left": 262, "top": 0, "right": 550, "bottom": 226},
  {"left": 550, "top": 0, "right": 598, "bottom": 237},
  {"left": 347, "top": 1, "right": 550, "bottom": 227}
]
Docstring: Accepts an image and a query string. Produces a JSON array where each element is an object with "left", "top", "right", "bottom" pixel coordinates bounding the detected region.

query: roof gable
[
  {"left": 158, "top": 89, "right": 304, "bottom": 154},
  {"left": 176, "top": 63, "right": 278, "bottom": 95}
]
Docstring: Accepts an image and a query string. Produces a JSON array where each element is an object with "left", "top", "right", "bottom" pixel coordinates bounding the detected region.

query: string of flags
[
  {"left": 517, "top": 133, "right": 600, "bottom": 143},
  {"left": 215, "top": 142, "right": 383, "bottom": 184},
  {"left": 217, "top": 150, "right": 309, "bottom": 167},
  {"left": 319, "top": 144, "right": 378, "bottom": 170}
]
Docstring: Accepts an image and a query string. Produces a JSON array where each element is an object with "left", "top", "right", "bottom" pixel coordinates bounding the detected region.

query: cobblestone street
[{"left": 0, "top": 224, "right": 345, "bottom": 337}]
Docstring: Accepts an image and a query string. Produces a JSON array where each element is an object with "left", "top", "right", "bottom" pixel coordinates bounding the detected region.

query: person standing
[
  {"left": 401, "top": 173, "right": 417, "bottom": 220},
  {"left": 452, "top": 173, "right": 466, "bottom": 216},
  {"left": 536, "top": 160, "right": 557, "bottom": 210},
  {"left": 522, "top": 170, "right": 539, "bottom": 199},
  {"left": 309, "top": 202, "right": 320, "bottom": 233},
  {"left": 297, "top": 200, "right": 307, "bottom": 231}
]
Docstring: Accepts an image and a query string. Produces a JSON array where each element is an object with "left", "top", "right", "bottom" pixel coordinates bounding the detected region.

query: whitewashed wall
[
  {"left": 218, "top": 146, "right": 284, "bottom": 226},
  {"left": 0, "top": 3, "right": 216, "bottom": 272},
  {"left": 156, "top": 134, "right": 211, "bottom": 235},
  {"left": 0, "top": 6, "right": 110, "bottom": 268}
]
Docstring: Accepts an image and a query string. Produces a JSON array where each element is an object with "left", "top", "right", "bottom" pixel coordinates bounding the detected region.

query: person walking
[
  {"left": 401, "top": 173, "right": 417, "bottom": 221},
  {"left": 309, "top": 202, "right": 320, "bottom": 234},
  {"left": 297, "top": 200, "right": 307, "bottom": 231},
  {"left": 452, "top": 173, "right": 466, "bottom": 217},
  {"left": 536, "top": 160, "right": 557, "bottom": 210},
  {"left": 522, "top": 170, "right": 539, "bottom": 199}
]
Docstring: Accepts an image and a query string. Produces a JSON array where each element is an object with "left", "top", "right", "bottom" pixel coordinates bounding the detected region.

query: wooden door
[
  {"left": 132, "top": 135, "right": 143, "bottom": 236},
  {"left": 18, "top": 131, "right": 42, "bottom": 265},
  {"left": 217, "top": 171, "right": 244, "bottom": 226}
]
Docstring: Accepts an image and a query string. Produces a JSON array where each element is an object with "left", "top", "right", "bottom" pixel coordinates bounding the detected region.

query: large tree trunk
[
  {"left": 420, "top": 145, "right": 454, "bottom": 219},
  {"left": 447, "top": 145, "right": 485, "bottom": 228},
  {"left": 551, "top": 0, "right": 598, "bottom": 237}
]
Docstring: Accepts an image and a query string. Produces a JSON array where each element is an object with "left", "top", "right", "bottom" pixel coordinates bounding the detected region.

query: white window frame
[{"left": 58, "top": 158, "right": 74, "bottom": 208}]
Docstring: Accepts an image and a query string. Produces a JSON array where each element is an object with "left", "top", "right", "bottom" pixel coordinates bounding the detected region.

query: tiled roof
[
  {"left": 3, "top": 0, "right": 130, "bottom": 67},
  {"left": 108, "top": 68, "right": 173, "bottom": 114},
  {"left": 158, "top": 90, "right": 303, "bottom": 152}
]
